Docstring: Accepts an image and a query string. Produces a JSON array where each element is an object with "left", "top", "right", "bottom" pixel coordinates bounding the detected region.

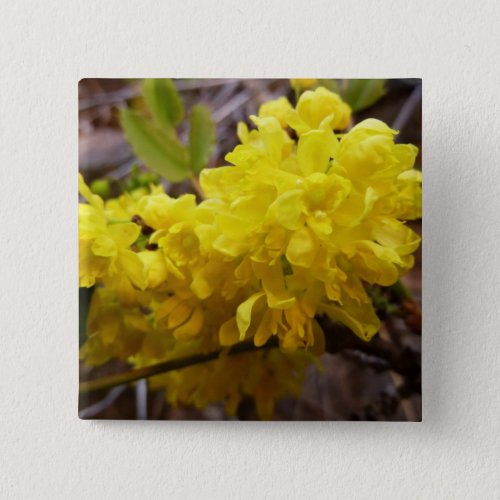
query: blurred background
[{"left": 79, "top": 78, "right": 421, "bottom": 421}]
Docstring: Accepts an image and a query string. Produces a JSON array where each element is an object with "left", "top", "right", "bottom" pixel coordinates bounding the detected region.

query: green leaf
[
  {"left": 342, "top": 79, "right": 387, "bottom": 113},
  {"left": 189, "top": 104, "right": 216, "bottom": 173},
  {"left": 119, "top": 108, "right": 190, "bottom": 182},
  {"left": 142, "top": 78, "right": 184, "bottom": 129}
]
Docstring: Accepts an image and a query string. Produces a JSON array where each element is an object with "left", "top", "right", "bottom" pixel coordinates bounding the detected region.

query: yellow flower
[
  {"left": 136, "top": 191, "right": 197, "bottom": 230},
  {"left": 149, "top": 347, "right": 313, "bottom": 420},
  {"left": 78, "top": 174, "right": 146, "bottom": 290},
  {"left": 333, "top": 119, "right": 418, "bottom": 188},
  {"left": 290, "top": 78, "right": 318, "bottom": 90},
  {"left": 137, "top": 250, "right": 169, "bottom": 289},
  {"left": 155, "top": 292, "right": 205, "bottom": 342},
  {"left": 199, "top": 105, "right": 419, "bottom": 345},
  {"left": 287, "top": 86, "right": 352, "bottom": 134},
  {"left": 258, "top": 96, "right": 293, "bottom": 128},
  {"left": 80, "top": 288, "right": 151, "bottom": 365},
  {"left": 79, "top": 86, "right": 422, "bottom": 419}
]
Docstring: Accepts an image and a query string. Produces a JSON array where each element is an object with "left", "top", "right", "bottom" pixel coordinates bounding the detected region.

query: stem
[
  {"left": 80, "top": 339, "right": 277, "bottom": 394},
  {"left": 190, "top": 175, "right": 205, "bottom": 200},
  {"left": 294, "top": 86, "right": 300, "bottom": 103},
  {"left": 392, "top": 84, "right": 422, "bottom": 141},
  {"left": 80, "top": 306, "right": 421, "bottom": 396}
]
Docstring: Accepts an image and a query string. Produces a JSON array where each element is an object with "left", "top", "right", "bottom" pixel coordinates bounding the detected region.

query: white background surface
[{"left": 1, "top": 1, "right": 499, "bottom": 498}]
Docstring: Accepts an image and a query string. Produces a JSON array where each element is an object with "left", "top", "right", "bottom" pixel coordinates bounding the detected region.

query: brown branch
[
  {"left": 80, "top": 318, "right": 420, "bottom": 395},
  {"left": 80, "top": 338, "right": 277, "bottom": 394}
]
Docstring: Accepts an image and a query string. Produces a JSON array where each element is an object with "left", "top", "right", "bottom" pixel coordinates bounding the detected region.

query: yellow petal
[
  {"left": 372, "top": 219, "right": 421, "bottom": 256},
  {"left": 267, "top": 189, "right": 304, "bottom": 230},
  {"left": 250, "top": 115, "right": 286, "bottom": 162},
  {"left": 138, "top": 250, "right": 168, "bottom": 289},
  {"left": 191, "top": 261, "right": 223, "bottom": 299},
  {"left": 168, "top": 302, "right": 192, "bottom": 329},
  {"left": 258, "top": 96, "right": 293, "bottom": 128},
  {"left": 297, "top": 129, "right": 334, "bottom": 176},
  {"left": 237, "top": 121, "right": 249, "bottom": 143},
  {"left": 79, "top": 204, "right": 107, "bottom": 239},
  {"left": 200, "top": 166, "right": 242, "bottom": 198},
  {"left": 173, "top": 307, "right": 204, "bottom": 341},
  {"left": 348, "top": 118, "right": 396, "bottom": 137},
  {"left": 219, "top": 317, "right": 239, "bottom": 346},
  {"left": 118, "top": 250, "right": 147, "bottom": 290},
  {"left": 254, "top": 309, "right": 274, "bottom": 347},
  {"left": 265, "top": 227, "right": 287, "bottom": 251},
  {"left": 285, "top": 109, "right": 310, "bottom": 136},
  {"left": 91, "top": 236, "right": 117, "bottom": 257},
  {"left": 212, "top": 235, "right": 248, "bottom": 257},
  {"left": 98, "top": 313, "right": 120, "bottom": 344},
  {"left": 286, "top": 226, "right": 318, "bottom": 268},
  {"left": 164, "top": 255, "right": 185, "bottom": 280},
  {"left": 78, "top": 173, "right": 104, "bottom": 210},
  {"left": 108, "top": 222, "right": 141, "bottom": 248},
  {"left": 290, "top": 78, "right": 317, "bottom": 90},
  {"left": 216, "top": 213, "right": 249, "bottom": 239},
  {"left": 253, "top": 261, "right": 296, "bottom": 309},
  {"left": 321, "top": 298, "right": 380, "bottom": 341},
  {"left": 310, "top": 319, "right": 325, "bottom": 355},
  {"left": 156, "top": 296, "right": 181, "bottom": 321},
  {"left": 236, "top": 291, "right": 266, "bottom": 340}
]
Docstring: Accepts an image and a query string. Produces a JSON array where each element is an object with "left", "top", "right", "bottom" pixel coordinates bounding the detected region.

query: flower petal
[
  {"left": 108, "top": 222, "right": 141, "bottom": 248},
  {"left": 173, "top": 307, "right": 204, "bottom": 341},
  {"left": 118, "top": 249, "right": 147, "bottom": 290},
  {"left": 236, "top": 291, "right": 266, "bottom": 340},
  {"left": 219, "top": 317, "right": 239, "bottom": 346},
  {"left": 297, "top": 130, "right": 334, "bottom": 176},
  {"left": 253, "top": 261, "right": 296, "bottom": 309},
  {"left": 168, "top": 302, "right": 192, "bottom": 329},
  {"left": 91, "top": 236, "right": 116, "bottom": 257},
  {"left": 286, "top": 226, "right": 318, "bottom": 268},
  {"left": 267, "top": 189, "right": 304, "bottom": 230}
]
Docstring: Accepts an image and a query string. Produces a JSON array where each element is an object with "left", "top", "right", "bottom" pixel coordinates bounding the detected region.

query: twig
[
  {"left": 79, "top": 87, "right": 138, "bottom": 111},
  {"left": 78, "top": 385, "right": 127, "bottom": 418},
  {"left": 392, "top": 84, "right": 422, "bottom": 140},
  {"left": 80, "top": 339, "right": 278, "bottom": 394},
  {"left": 321, "top": 320, "right": 421, "bottom": 379},
  {"left": 190, "top": 175, "right": 205, "bottom": 199},
  {"left": 80, "top": 316, "right": 420, "bottom": 396},
  {"left": 212, "top": 91, "right": 253, "bottom": 123},
  {"left": 79, "top": 79, "right": 243, "bottom": 111},
  {"left": 176, "top": 79, "right": 241, "bottom": 91},
  {"left": 107, "top": 157, "right": 136, "bottom": 180}
]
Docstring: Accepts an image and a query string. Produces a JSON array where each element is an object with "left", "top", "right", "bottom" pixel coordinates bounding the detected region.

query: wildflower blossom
[
  {"left": 78, "top": 174, "right": 146, "bottom": 290},
  {"left": 258, "top": 96, "right": 293, "bottom": 128},
  {"left": 287, "top": 86, "right": 352, "bottom": 133},
  {"left": 290, "top": 78, "right": 318, "bottom": 90}
]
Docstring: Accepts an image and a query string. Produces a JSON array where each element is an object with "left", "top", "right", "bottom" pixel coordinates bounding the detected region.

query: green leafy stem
[{"left": 119, "top": 79, "right": 216, "bottom": 187}]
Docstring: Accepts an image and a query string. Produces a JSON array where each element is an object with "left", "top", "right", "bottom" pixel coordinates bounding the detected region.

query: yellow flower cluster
[{"left": 79, "top": 86, "right": 421, "bottom": 418}]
